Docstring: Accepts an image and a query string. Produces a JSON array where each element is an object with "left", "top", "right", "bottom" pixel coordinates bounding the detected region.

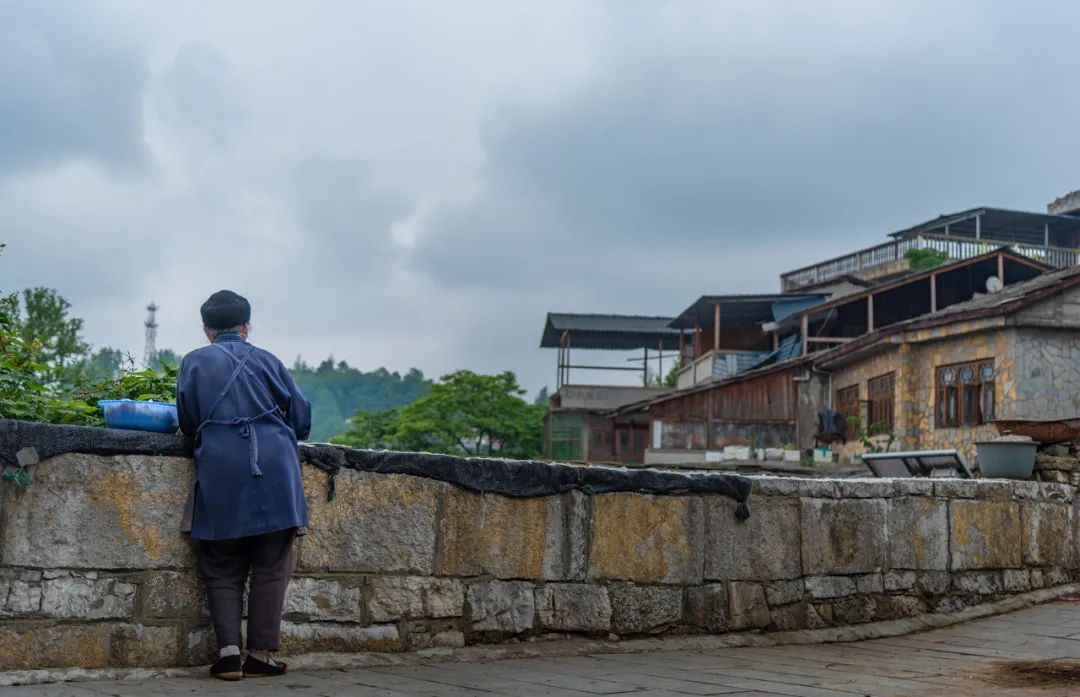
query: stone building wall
[{"left": 2, "top": 450, "right": 1078, "bottom": 672}]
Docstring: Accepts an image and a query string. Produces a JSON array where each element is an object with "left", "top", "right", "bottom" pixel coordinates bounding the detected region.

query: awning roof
[
  {"left": 669, "top": 294, "right": 828, "bottom": 330},
  {"left": 888, "top": 207, "right": 1080, "bottom": 243},
  {"left": 540, "top": 313, "right": 682, "bottom": 350}
]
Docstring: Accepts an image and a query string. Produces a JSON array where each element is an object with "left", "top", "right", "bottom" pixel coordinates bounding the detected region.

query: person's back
[{"left": 176, "top": 290, "right": 311, "bottom": 680}]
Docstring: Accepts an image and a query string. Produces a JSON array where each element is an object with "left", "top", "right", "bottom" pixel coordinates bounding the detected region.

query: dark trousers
[{"left": 199, "top": 528, "right": 296, "bottom": 651}]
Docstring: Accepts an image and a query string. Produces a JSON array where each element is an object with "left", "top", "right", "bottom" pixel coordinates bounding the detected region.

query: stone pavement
[{"left": 10, "top": 601, "right": 1080, "bottom": 697}]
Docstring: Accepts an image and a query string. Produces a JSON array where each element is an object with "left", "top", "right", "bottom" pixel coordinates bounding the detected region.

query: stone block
[
  {"left": 1023, "top": 502, "right": 1074, "bottom": 567},
  {"left": 753, "top": 478, "right": 838, "bottom": 498},
  {"left": 0, "top": 572, "right": 42, "bottom": 617},
  {"left": 0, "top": 454, "right": 196, "bottom": 569},
  {"left": 950, "top": 500, "right": 1022, "bottom": 570},
  {"left": 298, "top": 468, "right": 440, "bottom": 574},
  {"left": 804, "top": 575, "right": 856, "bottom": 599},
  {"left": 934, "top": 480, "right": 977, "bottom": 499},
  {"left": 684, "top": 583, "right": 729, "bottom": 633},
  {"left": 883, "top": 571, "right": 917, "bottom": 592},
  {"left": 1039, "top": 483, "right": 1073, "bottom": 501},
  {"left": 801, "top": 498, "right": 887, "bottom": 575},
  {"left": 855, "top": 573, "right": 884, "bottom": 595},
  {"left": 367, "top": 576, "right": 465, "bottom": 622},
  {"left": 40, "top": 575, "right": 137, "bottom": 620},
  {"left": 954, "top": 571, "right": 1004, "bottom": 595},
  {"left": 892, "top": 480, "right": 935, "bottom": 497},
  {"left": 437, "top": 488, "right": 583, "bottom": 581},
  {"left": 917, "top": 571, "right": 951, "bottom": 595},
  {"left": 1010, "top": 481, "right": 1041, "bottom": 500},
  {"left": 728, "top": 582, "right": 770, "bottom": 631},
  {"left": 143, "top": 571, "right": 207, "bottom": 619},
  {"left": 185, "top": 626, "right": 216, "bottom": 666},
  {"left": 873, "top": 595, "right": 928, "bottom": 621},
  {"left": 403, "top": 622, "right": 467, "bottom": 650},
  {"left": 608, "top": 584, "right": 682, "bottom": 635},
  {"left": 1030, "top": 568, "right": 1045, "bottom": 589},
  {"left": 280, "top": 621, "right": 401, "bottom": 654},
  {"left": 590, "top": 493, "right": 704, "bottom": 585},
  {"left": 1003, "top": 569, "right": 1031, "bottom": 592},
  {"left": 704, "top": 496, "right": 801, "bottom": 581},
  {"left": 837, "top": 480, "right": 893, "bottom": 498},
  {"left": 284, "top": 577, "right": 364, "bottom": 622},
  {"left": 764, "top": 579, "right": 804, "bottom": 606},
  {"left": 466, "top": 580, "right": 535, "bottom": 634},
  {"left": 0, "top": 623, "right": 180, "bottom": 670},
  {"left": 768, "top": 602, "right": 807, "bottom": 631},
  {"left": 1046, "top": 567, "right": 1072, "bottom": 586},
  {"left": 887, "top": 497, "right": 949, "bottom": 570},
  {"left": 831, "top": 595, "right": 875, "bottom": 624},
  {"left": 536, "top": 583, "right": 611, "bottom": 633}
]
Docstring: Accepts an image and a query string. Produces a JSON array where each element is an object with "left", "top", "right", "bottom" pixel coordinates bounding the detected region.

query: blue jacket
[{"left": 176, "top": 334, "right": 311, "bottom": 540}]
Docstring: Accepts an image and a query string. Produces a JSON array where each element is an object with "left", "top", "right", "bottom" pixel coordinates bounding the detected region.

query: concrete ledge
[{"left": 5, "top": 582, "right": 1078, "bottom": 687}]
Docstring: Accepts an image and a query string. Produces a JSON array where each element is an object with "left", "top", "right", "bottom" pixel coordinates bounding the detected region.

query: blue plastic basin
[{"left": 98, "top": 399, "right": 179, "bottom": 434}]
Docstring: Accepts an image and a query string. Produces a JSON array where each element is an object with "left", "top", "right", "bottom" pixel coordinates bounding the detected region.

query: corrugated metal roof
[
  {"left": 888, "top": 207, "right": 1080, "bottom": 240},
  {"left": 669, "top": 294, "right": 827, "bottom": 330},
  {"left": 540, "top": 313, "right": 683, "bottom": 350}
]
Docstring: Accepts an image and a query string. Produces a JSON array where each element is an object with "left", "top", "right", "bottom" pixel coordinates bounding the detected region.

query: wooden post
[
  {"left": 930, "top": 273, "right": 937, "bottom": 313},
  {"left": 773, "top": 330, "right": 779, "bottom": 351},
  {"left": 713, "top": 303, "right": 721, "bottom": 353},
  {"left": 694, "top": 322, "right": 700, "bottom": 359},
  {"left": 1045, "top": 223, "right": 1050, "bottom": 247},
  {"left": 997, "top": 253, "right": 1005, "bottom": 282},
  {"left": 658, "top": 338, "right": 664, "bottom": 385},
  {"left": 565, "top": 333, "right": 571, "bottom": 386},
  {"left": 678, "top": 331, "right": 685, "bottom": 368},
  {"left": 643, "top": 347, "right": 649, "bottom": 387},
  {"left": 975, "top": 213, "right": 981, "bottom": 240},
  {"left": 867, "top": 294, "right": 875, "bottom": 333},
  {"left": 801, "top": 313, "right": 809, "bottom": 356}
]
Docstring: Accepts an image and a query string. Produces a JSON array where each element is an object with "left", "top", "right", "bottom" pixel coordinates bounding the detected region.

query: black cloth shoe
[
  {"left": 210, "top": 654, "right": 243, "bottom": 681},
  {"left": 243, "top": 654, "right": 288, "bottom": 677}
]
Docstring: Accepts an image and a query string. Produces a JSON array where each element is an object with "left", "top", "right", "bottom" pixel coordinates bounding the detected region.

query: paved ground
[{"left": 11, "top": 602, "right": 1080, "bottom": 696}]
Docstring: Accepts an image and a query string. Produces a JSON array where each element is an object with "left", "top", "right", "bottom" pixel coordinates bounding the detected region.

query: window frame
[
  {"left": 867, "top": 372, "right": 896, "bottom": 433},
  {"left": 835, "top": 384, "right": 861, "bottom": 428},
  {"left": 936, "top": 360, "right": 995, "bottom": 429}
]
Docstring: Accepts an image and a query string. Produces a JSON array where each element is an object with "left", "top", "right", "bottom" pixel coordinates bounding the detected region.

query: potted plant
[{"left": 782, "top": 442, "right": 801, "bottom": 463}]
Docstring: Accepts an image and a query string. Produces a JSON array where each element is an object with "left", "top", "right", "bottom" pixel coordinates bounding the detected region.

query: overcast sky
[{"left": 3, "top": 1, "right": 1080, "bottom": 395}]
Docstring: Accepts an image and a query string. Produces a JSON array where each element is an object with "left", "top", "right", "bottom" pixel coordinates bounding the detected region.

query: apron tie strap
[{"left": 201, "top": 406, "right": 278, "bottom": 477}]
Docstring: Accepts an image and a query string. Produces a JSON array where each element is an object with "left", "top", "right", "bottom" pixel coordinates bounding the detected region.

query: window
[
  {"left": 835, "top": 385, "right": 861, "bottom": 427},
  {"left": 936, "top": 360, "right": 995, "bottom": 429},
  {"left": 868, "top": 373, "right": 896, "bottom": 432}
]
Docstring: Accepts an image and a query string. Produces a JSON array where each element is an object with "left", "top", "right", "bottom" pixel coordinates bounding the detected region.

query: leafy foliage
[
  {"left": 332, "top": 370, "right": 545, "bottom": 459},
  {"left": 846, "top": 415, "right": 895, "bottom": 454},
  {"left": 905, "top": 248, "right": 950, "bottom": 271},
  {"left": 291, "top": 357, "right": 430, "bottom": 442}
]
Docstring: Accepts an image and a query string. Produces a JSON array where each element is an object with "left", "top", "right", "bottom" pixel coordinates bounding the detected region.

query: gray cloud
[{"left": 4, "top": 1, "right": 1080, "bottom": 395}]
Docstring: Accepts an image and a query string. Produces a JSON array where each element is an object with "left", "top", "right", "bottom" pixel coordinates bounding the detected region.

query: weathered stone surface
[
  {"left": 917, "top": 571, "right": 951, "bottom": 595},
  {"left": 280, "top": 621, "right": 401, "bottom": 654},
  {"left": 1030, "top": 568, "right": 1046, "bottom": 589},
  {"left": 1039, "top": 483, "right": 1073, "bottom": 501},
  {"left": 1023, "top": 502, "right": 1074, "bottom": 567},
  {"left": 837, "top": 480, "right": 892, "bottom": 498},
  {"left": 0, "top": 454, "right": 195, "bottom": 569},
  {"left": 768, "top": 602, "right": 807, "bottom": 631},
  {"left": 753, "top": 478, "right": 838, "bottom": 498},
  {"left": 1003, "top": 569, "right": 1031, "bottom": 592},
  {"left": 1045, "top": 567, "right": 1072, "bottom": 586},
  {"left": 404, "top": 623, "right": 466, "bottom": 650},
  {"left": 0, "top": 623, "right": 180, "bottom": 670},
  {"left": 873, "top": 595, "right": 928, "bottom": 621},
  {"left": 466, "top": 580, "right": 534, "bottom": 634},
  {"left": 764, "top": 579, "right": 803, "bottom": 606},
  {"left": 705, "top": 496, "right": 800, "bottom": 581},
  {"left": 284, "top": 577, "right": 364, "bottom": 622},
  {"left": 185, "top": 626, "right": 216, "bottom": 666},
  {"left": 298, "top": 468, "right": 440, "bottom": 574},
  {"left": 40, "top": 575, "right": 137, "bottom": 620},
  {"left": 536, "top": 583, "right": 611, "bottom": 633},
  {"left": 887, "top": 497, "right": 948, "bottom": 570},
  {"left": 437, "top": 489, "right": 581, "bottom": 581},
  {"left": 804, "top": 575, "right": 856, "bottom": 599},
  {"left": 950, "top": 500, "right": 1022, "bottom": 570},
  {"left": 801, "top": 498, "right": 887, "bottom": 575},
  {"left": 143, "top": 571, "right": 206, "bottom": 619},
  {"left": 854, "top": 573, "right": 884, "bottom": 595},
  {"left": 367, "top": 576, "right": 464, "bottom": 622},
  {"left": 883, "top": 571, "right": 917, "bottom": 592},
  {"left": 892, "top": 480, "right": 935, "bottom": 497},
  {"left": 590, "top": 493, "right": 703, "bottom": 584},
  {"left": 831, "top": 595, "right": 875, "bottom": 625},
  {"left": 684, "top": 583, "right": 729, "bottom": 633},
  {"left": 954, "top": 572, "right": 1004, "bottom": 595},
  {"left": 934, "top": 480, "right": 978, "bottom": 499},
  {"left": 728, "top": 582, "right": 770, "bottom": 631},
  {"left": 0, "top": 574, "right": 42, "bottom": 617},
  {"left": 608, "top": 585, "right": 682, "bottom": 635}
]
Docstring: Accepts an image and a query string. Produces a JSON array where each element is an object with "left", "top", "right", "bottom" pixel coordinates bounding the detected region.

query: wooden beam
[
  {"left": 801, "top": 314, "right": 809, "bottom": 356},
  {"left": 658, "top": 338, "right": 664, "bottom": 384},
  {"left": 694, "top": 322, "right": 700, "bottom": 359},
  {"left": 867, "top": 294, "right": 875, "bottom": 333},
  {"left": 930, "top": 273, "right": 937, "bottom": 313},
  {"left": 997, "top": 253, "right": 1005, "bottom": 283},
  {"left": 678, "top": 331, "right": 685, "bottom": 368},
  {"left": 713, "top": 303, "right": 721, "bottom": 353},
  {"left": 773, "top": 330, "right": 779, "bottom": 351},
  {"left": 805, "top": 337, "right": 855, "bottom": 344}
]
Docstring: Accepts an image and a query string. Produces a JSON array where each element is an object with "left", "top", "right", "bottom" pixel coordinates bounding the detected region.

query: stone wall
[{"left": 2, "top": 449, "right": 1079, "bottom": 672}]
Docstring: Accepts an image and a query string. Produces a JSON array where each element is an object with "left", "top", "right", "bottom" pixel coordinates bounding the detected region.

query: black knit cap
[{"left": 200, "top": 290, "right": 251, "bottom": 330}]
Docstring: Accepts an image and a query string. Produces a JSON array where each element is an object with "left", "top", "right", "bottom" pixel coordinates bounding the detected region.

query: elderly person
[{"left": 177, "top": 290, "right": 311, "bottom": 680}]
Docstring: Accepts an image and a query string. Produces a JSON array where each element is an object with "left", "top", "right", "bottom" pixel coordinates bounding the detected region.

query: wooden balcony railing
[{"left": 781, "top": 235, "right": 1078, "bottom": 292}]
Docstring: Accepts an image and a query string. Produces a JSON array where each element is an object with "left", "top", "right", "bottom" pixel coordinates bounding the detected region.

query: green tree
[
  {"left": 78, "top": 347, "right": 128, "bottom": 381},
  {"left": 534, "top": 386, "right": 550, "bottom": 406},
  {"left": 150, "top": 348, "right": 182, "bottom": 370},
  {"left": 332, "top": 370, "right": 545, "bottom": 459},
  {"left": 18, "top": 287, "right": 90, "bottom": 384},
  {"left": 905, "top": 248, "right": 949, "bottom": 271}
]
